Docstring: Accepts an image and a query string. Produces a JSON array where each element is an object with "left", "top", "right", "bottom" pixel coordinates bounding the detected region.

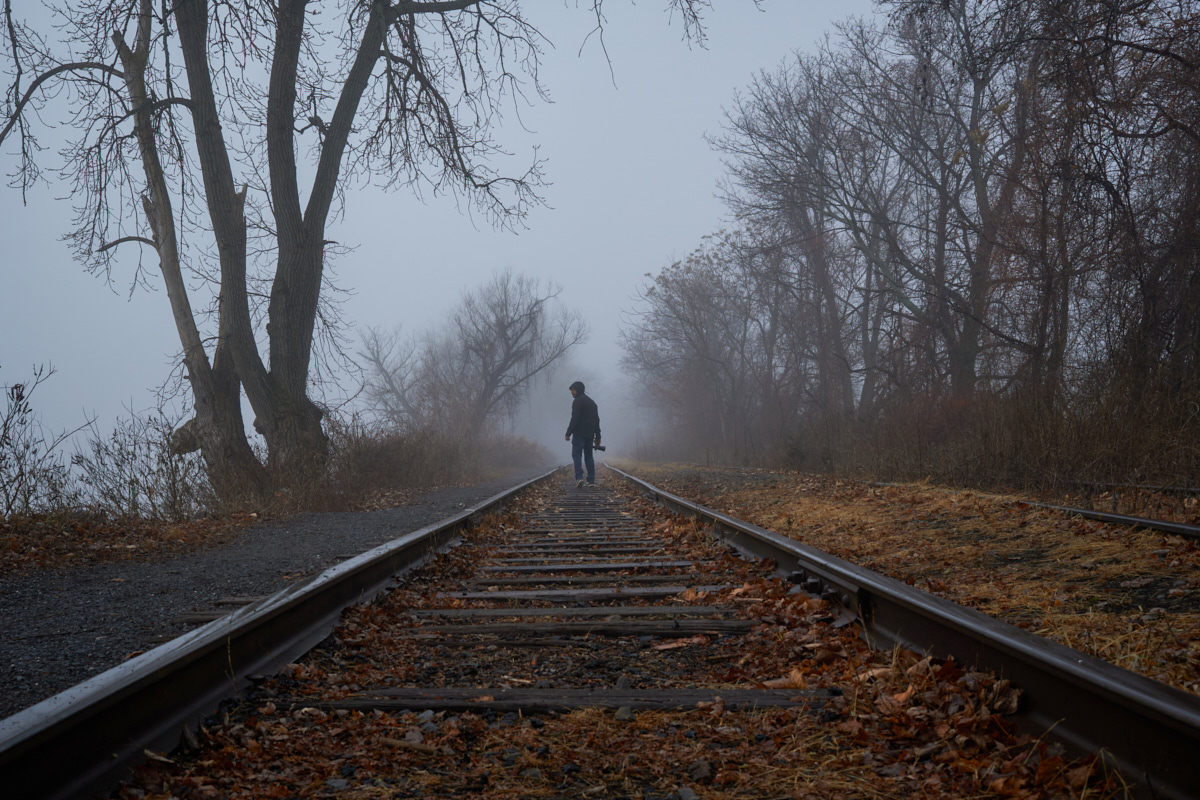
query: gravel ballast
[{"left": 0, "top": 469, "right": 551, "bottom": 720}]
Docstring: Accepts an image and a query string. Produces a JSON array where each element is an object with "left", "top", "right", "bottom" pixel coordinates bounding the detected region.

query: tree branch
[
  {"left": 0, "top": 61, "right": 124, "bottom": 147},
  {"left": 96, "top": 235, "right": 157, "bottom": 253}
]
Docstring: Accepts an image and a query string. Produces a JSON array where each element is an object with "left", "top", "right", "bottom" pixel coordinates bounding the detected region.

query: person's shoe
[
  {"left": 585, "top": 482, "right": 597, "bottom": 488},
  {"left": 576, "top": 479, "right": 585, "bottom": 488}
]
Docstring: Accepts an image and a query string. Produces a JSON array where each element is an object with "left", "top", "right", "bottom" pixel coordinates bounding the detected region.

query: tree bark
[
  {"left": 258, "top": 0, "right": 390, "bottom": 480},
  {"left": 117, "top": 0, "right": 266, "bottom": 505}
]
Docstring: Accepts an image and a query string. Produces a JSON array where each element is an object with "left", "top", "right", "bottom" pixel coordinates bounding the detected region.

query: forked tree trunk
[
  {"left": 181, "top": 347, "right": 270, "bottom": 506},
  {"left": 254, "top": 0, "right": 388, "bottom": 483},
  {"left": 117, "top": 0, "right": 268, "bottom": 506}
]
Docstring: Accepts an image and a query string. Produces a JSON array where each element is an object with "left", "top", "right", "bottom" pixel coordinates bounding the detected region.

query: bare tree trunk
[
  {"left": 117, "top": 0, "right": 266, "bottom": 505},
  {"left": 258, "top": 0, "right": 389, "bottom": 481},
  {"left": 857, "top": 223, "right": 888, "bottom": 419}
]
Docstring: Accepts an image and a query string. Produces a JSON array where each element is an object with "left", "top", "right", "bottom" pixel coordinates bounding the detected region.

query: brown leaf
[
  {"left": 809, "top": 648, "right": 839, "bottom": 664},
  {"left": 142, "top": 749, "right": 175, "bottom": 765},
  {"left": 762, "top": 667, "right": 807, "bottom": 689},
  {"left": 1067, "top": 762, "right": 1094, "bottom": 789},
  {"left": 988, "top": 775, "right": 1027, "bottom": 796},
  {"left": 988, "top": 679, "right": 1022, "bottom": 715},
  {"left": 380, "top": 737, "right": 437, "bottom": 754},
  {"left": 652, "top": 640, "right": 690, "bottom": 651},
  {"left": 856, "top": 666, "right": 891, "bottom": 682},
  {"left": 1034, "top": 755, "right": 1066, "bottom": 784}
]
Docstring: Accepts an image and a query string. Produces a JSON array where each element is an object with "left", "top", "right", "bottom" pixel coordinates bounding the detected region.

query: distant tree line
[{"left": 622, "top": 0, "right": 1200, "bottom": 487}]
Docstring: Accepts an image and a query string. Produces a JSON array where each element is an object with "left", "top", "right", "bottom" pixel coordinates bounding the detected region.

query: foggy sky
[{"left": 1, "top": 1, "right": 878, "bottom": 457}]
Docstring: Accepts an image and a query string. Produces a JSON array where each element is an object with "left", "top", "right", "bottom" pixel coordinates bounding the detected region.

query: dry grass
[
  {"left": 622, "top": 462, "right": 1200, "bottom": 696},
  {"left": 0, "top": 511, "right": 262, "bottom": 578}
]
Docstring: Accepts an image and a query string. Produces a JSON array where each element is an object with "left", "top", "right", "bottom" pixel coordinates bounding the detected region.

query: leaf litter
[{"left": 113, "top": 480, "right": 1127, "bottom": 799}]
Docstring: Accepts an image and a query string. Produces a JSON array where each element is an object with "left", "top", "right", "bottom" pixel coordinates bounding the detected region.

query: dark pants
[{"left": 571, "top": 435, "right": 595, "bottom": 483}]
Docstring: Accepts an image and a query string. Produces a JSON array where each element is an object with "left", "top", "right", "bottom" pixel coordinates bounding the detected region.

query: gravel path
[{"left": 0, "top": 469, "right": 552, "bottom": 720}]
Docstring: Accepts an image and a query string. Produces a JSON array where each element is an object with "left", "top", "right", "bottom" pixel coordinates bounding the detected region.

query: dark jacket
[{"left": 566, "top": 392, "right": 601, "bottom": 439}]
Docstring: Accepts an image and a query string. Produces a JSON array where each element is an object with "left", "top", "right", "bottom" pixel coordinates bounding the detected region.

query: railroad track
[
  {"left": 2, "top": 467, "right": 1199, "bottom": 798},
  {"left": 870, "top": 478, "right": 1200, "bottom": 540},
  {"left": 1015, "top": 500, "right": 1200, "bottom": 540}
]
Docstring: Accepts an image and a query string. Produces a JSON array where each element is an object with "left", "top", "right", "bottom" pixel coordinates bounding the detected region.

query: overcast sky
[{"left": 1, "top": 1, "right": 878, "bottom": 455}]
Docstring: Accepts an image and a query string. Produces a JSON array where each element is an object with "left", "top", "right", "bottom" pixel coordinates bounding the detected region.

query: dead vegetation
[
  {"left": 623, "top": 462, "right": 1200, "bottom": 697},
  {"left": 0, "top": 511, "right": 262, "bottom": 578},
  {"left": 0, "top": 407, "right": 549, "bottom": 578}
]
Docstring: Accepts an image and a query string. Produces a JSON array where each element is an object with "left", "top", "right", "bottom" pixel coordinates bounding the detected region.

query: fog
[{"left": 1, "top": 1, "right": 877, "bottom": 462}]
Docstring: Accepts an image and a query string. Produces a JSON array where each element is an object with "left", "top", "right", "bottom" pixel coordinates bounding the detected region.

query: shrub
[
  {"left": 314, "top": 413, "right": 555, "bottom": 511},
  {"left": 0, "top": 366, "right": 79, "bottom": 518},
  {"left": 71, "top": 408, "right": 214, "bottom": 522}
]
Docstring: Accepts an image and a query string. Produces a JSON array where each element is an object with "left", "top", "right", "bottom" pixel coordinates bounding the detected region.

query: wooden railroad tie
[{"left": 286, "top": 686, "right": 839, "bottom": 714}]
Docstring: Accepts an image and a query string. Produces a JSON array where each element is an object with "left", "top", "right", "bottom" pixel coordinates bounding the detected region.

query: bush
[
  {"left": 71, "top": 408, "right": 214, "bottom": 522},
  {"left": 313, "top": 413, "right": 555, "bottom": 511},
  {"left": 311, "top": 414, "right": 473, "bottom": 510},
  {"left": 0, "top": 366, "right": 79, "bottom": 518},
  {"left": 779, "top": 379, "right": 1200, "bottom": 494}
]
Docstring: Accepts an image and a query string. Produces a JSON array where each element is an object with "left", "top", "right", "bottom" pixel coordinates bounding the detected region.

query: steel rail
[
  {"left": 1068, "top": 480, "right": 1200, "bottom": 496},
  {"left": 869, "top": 478, "right": 1200, "bottom": 540},
  {"left": 609, "top": 464, "right": 1200, "bottom": 800},
  {"left": 1016, "top": 500, "right": 1200, "bottom": 540},
  {"left": 0, "top": 468, "right": 556, "bottom": 800}
]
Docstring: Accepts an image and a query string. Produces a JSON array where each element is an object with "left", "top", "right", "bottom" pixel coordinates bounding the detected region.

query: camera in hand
[{"left": 593, "top": 444, "right": 606, "bottom": 451}]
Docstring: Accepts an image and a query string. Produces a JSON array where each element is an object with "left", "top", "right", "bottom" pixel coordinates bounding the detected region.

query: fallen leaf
[
  {"left": 1067, "top": 762, "right": 1094, "bottom": 789},
  {"left": 856, "top": 667, "right": 891, "bottom": 682},
  {"left": 652, "top": 640, "right": 690, "bottom": 651},
  {"left": 762, "top": 667, "right": 807, "bottom": 689},
  {"left": 380, "top": 737, "right": 437, "bottom": 754},
  {"left": 988, "top": 774, "right": 1027, "bottom": 796},
  {"left": 143, "top": 749, "right": 175, "bottom": 764}
]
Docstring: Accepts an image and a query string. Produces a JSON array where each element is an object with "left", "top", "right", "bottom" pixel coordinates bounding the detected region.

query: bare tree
[
  {"left": 362, "top": 270, "right": 587, "bottom": 438},
  {"left": 1037, "top": 0, "right": 1200, "bottom": 389},
  {"left": 359, "top": 326, "right": 422, "bottom": 430},
  {"left": 715, "top": 57, "right": 893, "bottom": 421},
  {"left": 2, "top": 0, "right": 722, "bottom": 501},
  {"left": 616, "top": 0, "right": 1200, "bottom": 481},
  {"left": 621, "top": 230, "right": 797, "bottom": 460},
  {"left": 0, "top": 365, "right": 84, "bottom": 517}
]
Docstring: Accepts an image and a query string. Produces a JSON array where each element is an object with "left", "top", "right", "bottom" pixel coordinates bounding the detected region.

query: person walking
[{"left": 565, "top": 381, "right": 601, "bottom": 487}]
